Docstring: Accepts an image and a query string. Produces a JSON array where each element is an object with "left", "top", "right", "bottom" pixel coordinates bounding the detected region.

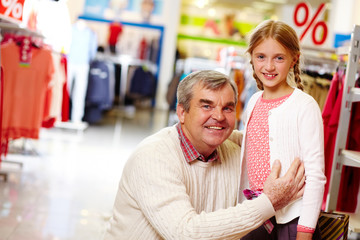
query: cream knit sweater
[{"left": 103, "top": 126, "right": 275, "bottom": 240}]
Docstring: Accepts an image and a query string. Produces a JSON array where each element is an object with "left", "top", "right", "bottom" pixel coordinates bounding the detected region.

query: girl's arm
[{"left": 297, "top": 98, "right": 326, "bottom": 233}]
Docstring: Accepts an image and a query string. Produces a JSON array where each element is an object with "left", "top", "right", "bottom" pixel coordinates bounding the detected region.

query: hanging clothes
[
  {"left": 322, "top": 71, "right": 360, "bottom": 212},
  {"left": 67, "top": 20, "right": 97, "bottom": 122},
  {"left": 232, "top": 69, "right": 245, "bottom": 123},
  {"left": 0, "top": 40, "right": 54, "bottom": 157},
  {"left": 83, "top": 58, "right": 112, "bottom": 124},
  {"left": 0, "top": 66, "right": 4, "bottom": 162},
  {"left": 61, "top": 55, "right": 70, "bottom": 122},
  {"left": 42, "top": 52, "right": 67, "bottom": 128},
  {"left": 108, "top": 21, "right": 123, "bottom": 54},
  {"left": 128, "top": 66, "right": 156, "bottom": 99},
  {"left": 301, "top": 71, "right": 331, "bottom": 111}
]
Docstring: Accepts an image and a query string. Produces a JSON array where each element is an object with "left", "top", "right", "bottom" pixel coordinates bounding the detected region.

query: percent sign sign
[
  {"left": 0, "top": 0, "right": 25, "bottom": 21},
  {"left": 293, "top": 2, "right": 328, "bottom": 45}
]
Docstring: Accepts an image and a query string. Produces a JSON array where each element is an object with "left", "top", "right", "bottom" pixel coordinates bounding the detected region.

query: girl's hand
[{"left": 296, "top": 232, "right": 313, "bottom": 240}]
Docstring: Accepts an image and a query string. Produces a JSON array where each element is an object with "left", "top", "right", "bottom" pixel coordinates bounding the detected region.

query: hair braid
[
  {"left": 250, "top": 61, "right": 264, "bottom": 90},
  {"left": 293, "top": 61, "right": 303, "bottom": 91}
]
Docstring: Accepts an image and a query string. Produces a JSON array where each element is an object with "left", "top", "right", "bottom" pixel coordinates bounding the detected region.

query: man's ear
[{"left": 176, "top": 104, "right": 185, "bottom": 124}]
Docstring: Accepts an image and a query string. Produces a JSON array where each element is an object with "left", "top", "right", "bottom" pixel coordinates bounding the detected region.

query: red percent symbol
[
  {"left": 0, "top": 0, "right": 24, "bottom": 21},
  {"left": 293, "top": 2, "right": 328, "bottom": 45}
]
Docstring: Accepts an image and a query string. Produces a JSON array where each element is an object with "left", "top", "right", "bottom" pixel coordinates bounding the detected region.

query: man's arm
[{"left": 263, "top": 158, "right": 305, "bottom": 211}]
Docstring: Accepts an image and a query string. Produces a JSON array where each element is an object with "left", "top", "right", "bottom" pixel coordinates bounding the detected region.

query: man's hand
[{"left": 263, "top": 158, "right": 305, "bottom": 211}]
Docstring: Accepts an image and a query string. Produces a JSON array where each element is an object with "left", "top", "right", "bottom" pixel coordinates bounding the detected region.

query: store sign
[
  {"left": 0, "top": 0, "right": 25, "bottom": 22},
  {"left": 293, "top": 2, "right": 328, "bottom": 45}
]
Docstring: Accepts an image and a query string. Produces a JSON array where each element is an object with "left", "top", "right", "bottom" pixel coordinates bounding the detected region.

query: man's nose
[{"left": 212, "top": 108, "right": 225, "bottom": 121}]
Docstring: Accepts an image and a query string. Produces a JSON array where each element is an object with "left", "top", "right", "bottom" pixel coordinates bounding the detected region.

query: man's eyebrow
[
  {"left": 199, "top": 99, "right": 213, "bottom": 104},
  {"left": 199, "top": 99, "right": 236, "bottom": 107},
  {"left": 226, "top": 102, "right": 236, "bottom": 107}
]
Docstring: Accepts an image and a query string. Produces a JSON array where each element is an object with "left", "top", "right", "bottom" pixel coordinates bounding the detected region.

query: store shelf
[
  {"left": 54, "top": 121, "right": 89, "bottom": 131},
  {"left": 336, "top": 211, "right": 360, "bottom": 233},
  {"left": 350, "top": 87, "right": 360, "bottom": 102},
  {"left": 326, "top": 25, "right": 360, "bottom": 213},
  {"left": 177, "top": 33, "right": 247, "bottom": 47},
  {"left": 349, "top": 213, "right": 360, "bottom": 233},
  {"left": 341, "top": 150, "right": 360, "bottom": 168},
  {"left": 336, "top": 46, "right": 350, "bottom": 56}
]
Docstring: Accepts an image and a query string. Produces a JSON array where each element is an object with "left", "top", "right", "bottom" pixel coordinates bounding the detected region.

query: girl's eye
[
  {"left": 257, "top": 55, "right": 264, "bottom": 60},
  {"left": 276, "top": 56, "right": 284, "bottom": 61}
]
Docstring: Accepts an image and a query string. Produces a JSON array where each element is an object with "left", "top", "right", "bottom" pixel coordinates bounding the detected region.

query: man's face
[{"left": 177, "top": 82, "right": 236, "bottom": 158}]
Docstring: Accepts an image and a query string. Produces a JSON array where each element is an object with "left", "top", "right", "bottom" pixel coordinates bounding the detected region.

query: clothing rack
[
  {"left": 325, "top": 24, "right": 360, "bottom": 233},
  {"left": 0, "top": 21, "right": 45, "bottom": 181},
  {"left": 108, "top": 54, "right": 158, "bottom": 104}
]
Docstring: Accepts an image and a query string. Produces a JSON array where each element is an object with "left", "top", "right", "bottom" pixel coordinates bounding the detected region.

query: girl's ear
[{"left": 291, "top": 54, "right": 300, "bottom": 68}]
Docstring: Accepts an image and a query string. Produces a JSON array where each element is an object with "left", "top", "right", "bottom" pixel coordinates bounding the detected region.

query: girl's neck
[{"left": 262, "top": 85, "right": 294, "bottom": 100}]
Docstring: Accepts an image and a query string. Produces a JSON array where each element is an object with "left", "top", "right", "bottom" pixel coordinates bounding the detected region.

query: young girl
[{"left": 239, "top": 20, "right": 326, "bottom": 240}]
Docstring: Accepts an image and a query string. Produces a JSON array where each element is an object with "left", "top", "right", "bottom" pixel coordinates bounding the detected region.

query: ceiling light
[
  {"left": 252, "top": 2, "right": 273, "bottom": 10},
  {"left": 264, "top": 0, "right": 287, "bottom": 4},
  {"left": 208, "top": 8, "right": 216, "bottom": 17},
  {"left": 195, "top": 0, "right": 209, "bottom": 8}
]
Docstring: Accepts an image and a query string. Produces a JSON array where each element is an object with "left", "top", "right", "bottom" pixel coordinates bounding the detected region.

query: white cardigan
[{"left": 239, "top": 88, "right": 326, "bottom": 229}]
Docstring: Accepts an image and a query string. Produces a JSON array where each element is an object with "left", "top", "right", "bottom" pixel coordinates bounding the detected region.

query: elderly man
[{"left": 103, "top": 70, "right": 305, "bottom": 239}]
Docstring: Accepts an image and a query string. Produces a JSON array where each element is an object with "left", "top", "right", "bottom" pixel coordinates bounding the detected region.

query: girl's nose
[{"left": 265, "top": 60, "right": 275, "bottom": 71}]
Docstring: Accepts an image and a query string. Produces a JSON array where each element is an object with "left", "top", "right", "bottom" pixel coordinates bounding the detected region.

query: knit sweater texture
[
  {"left": 103, "top": 126, "right": 275, "bottom": 240},
  {"left": 240, "top": 88, "right": 326, "bottom": 229}
]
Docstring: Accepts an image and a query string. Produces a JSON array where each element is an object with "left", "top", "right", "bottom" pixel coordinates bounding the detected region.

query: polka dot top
[{"left": 246, "top": 93, "right": 291, "bottom": 191}]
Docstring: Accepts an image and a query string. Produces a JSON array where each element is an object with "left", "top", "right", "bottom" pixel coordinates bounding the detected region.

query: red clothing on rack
[
  {"left": 1, "top": 41, "right": 54, "bottom": 144},
  {"left": 322, "top": 72, "right": 360, "bottom": 212},
  {"left": 61, "top": 54, "right": 69, "bottom": 122},
  {"left": 108, "top": 22, "right": 123, "bottom": 46},
  {"left": 0, "top": 66, "right": 3, "bottom": 163}
]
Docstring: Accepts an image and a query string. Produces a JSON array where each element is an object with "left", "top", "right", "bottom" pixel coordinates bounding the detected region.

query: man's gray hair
[{"left": 177, "top": 70, "right": 238, "bottom": 112}]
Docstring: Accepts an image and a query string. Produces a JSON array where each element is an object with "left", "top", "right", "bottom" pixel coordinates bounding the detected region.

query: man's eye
[
  {"left": 224, "top": 107, "right": 234, "bottom": 112},
  {"left": 202, "top": 105, "right": 211, "bottom": 109}
]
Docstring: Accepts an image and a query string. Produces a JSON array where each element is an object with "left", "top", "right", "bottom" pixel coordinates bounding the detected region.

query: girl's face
[{"left": 251, "top": 37, "right": 297, "bottom": 96}]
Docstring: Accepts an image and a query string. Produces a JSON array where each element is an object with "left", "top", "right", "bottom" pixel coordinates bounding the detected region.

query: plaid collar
[{"left": 176, "top": 123, "right": 219, "bottom": 163}]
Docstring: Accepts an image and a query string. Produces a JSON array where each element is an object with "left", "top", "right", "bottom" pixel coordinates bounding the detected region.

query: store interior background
[{"left": 0, "top": 0, "right": 360, "bottom": 239}]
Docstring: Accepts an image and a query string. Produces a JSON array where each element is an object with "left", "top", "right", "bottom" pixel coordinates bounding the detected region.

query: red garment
[
  {"left": 139, "top": 37, "right": 148, "bottom": 60},
  {"left": 0, "top": 66, "right": 3, "bottom": 163},
  {"left": 42, "top": 78, "right": 54, "bottom": 128},
  {"left": 1, "top": 41, "right": 54, "bottom": 143},
  {"left": 108, "top": 22, "right": 123, "bottom": 46},
  {"left": 322, "top": 72, "right": 360, "bottom": 212},
  {"left": 61, "top": 54, "right": 69, "bottom": 122}
]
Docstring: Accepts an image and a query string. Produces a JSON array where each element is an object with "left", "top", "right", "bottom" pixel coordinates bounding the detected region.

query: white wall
[{"left": 155, "top": 0, "right": 181, "bottom": 110}]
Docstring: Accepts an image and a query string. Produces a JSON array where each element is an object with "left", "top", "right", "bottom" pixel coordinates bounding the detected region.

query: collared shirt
[{"left": 176, "top": 123, "right": 219, "bottom": 163}]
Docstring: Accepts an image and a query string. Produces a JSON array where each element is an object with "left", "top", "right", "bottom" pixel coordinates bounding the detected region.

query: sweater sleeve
[
  {"left": 297, "top": 98, "right": 326, "bottom": 229},
  {"left": 127, "top": 144, "right": 275, "bottom": 239}
]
